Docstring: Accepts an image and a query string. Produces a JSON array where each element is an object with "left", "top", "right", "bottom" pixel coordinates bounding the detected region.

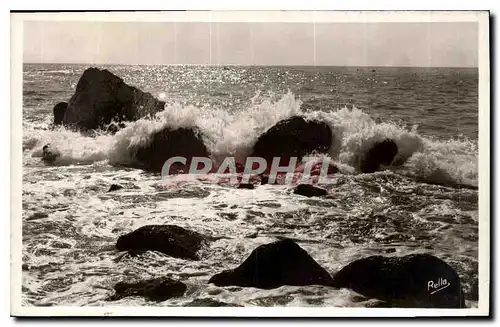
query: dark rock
[
  {"left": 107, "top": 277, "right": 186, "bottom": 302},
  {"left": 62, "top": 68, "right": 165, "bottom": 131},
  {"left": 116, "top": 225, "right": 208, "bottom": 260},
  {"left": 41, "top": 144, "right": 61, "bottom": 163},
  {"left": 208, "top": 238, "right": 334, "bottom": 289},
  {"left": 331, "top": 253, "right": 465, "bottom": 308},
  {"left": 108, "top": 184, "right": 124, "bottom": 192},
  {"left": 251, "top": 116, "right": 333, "bottom": 165},
  {"left": 244, "top": 232, "right": 259, "bottom": 239},
  {"left": 132, "top": 127, "right": 209, "bottom": 173},
  {"left": 184, "top": 298, "right": 243, "bottom": 307},
  {"left": 293, "top": 184, "right": 328, "bottom": 197},
  {"left": 237, "top": 183, "right": 255, "bottom": 190},
  {"left": 53, "top": 102, "right": 68, "bottom": 125},
  {"left": 360, "top": 139, "right": 398, "bottom": 173},
  {"left": 27, "top": 212, "right": 49, "bottom": 220}
]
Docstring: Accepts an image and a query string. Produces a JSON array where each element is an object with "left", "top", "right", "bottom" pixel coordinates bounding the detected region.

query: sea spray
[{"left": 24, "top": 91, "right": 477, "bottom": 188}]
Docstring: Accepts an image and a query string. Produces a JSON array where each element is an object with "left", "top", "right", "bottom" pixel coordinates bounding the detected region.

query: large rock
[
  {"left": 251, "top": 116, "right": 333, "bottom": 165},
  {"left": 132, "top": 127, "right": 209, "bottom": 173},
  {"left": 331, "top": 253, "right": 465, "bottom": 308},
  {"left": 62, "top": 68, "right": 165, "bottom": 131},
  {"left": 107, "top": 277, "right": 186, "bottom": 302},
  {"left": 116, "top": 225, "right": 208, "bottom": 260},
  {"left": 360, "top": 139, "right": 398, "bottom": 173},
  {"left": 209, "top": 239, "right": 334, "bottom": 289},
  {"left": 52, "top": 102, "right": 68, "bottom": 125}
]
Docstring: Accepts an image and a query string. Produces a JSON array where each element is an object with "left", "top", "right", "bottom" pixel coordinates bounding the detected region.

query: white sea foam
[{"left": 23, "top": 91, "right": 478, "bottom": 187}]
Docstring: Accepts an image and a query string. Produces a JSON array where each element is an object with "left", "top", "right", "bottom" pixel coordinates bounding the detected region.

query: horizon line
[{"left": 22, "top": 62, "right": 479, "bottom": 69}]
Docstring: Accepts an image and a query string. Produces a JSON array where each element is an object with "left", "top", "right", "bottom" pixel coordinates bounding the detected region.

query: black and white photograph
[{"left": 10, "top": 10, "right": 490, "bottom": 317}]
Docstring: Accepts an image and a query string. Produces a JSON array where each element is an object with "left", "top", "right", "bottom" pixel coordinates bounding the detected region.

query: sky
[{"left": 23, "top": 21, "right": 478, "bottom": 67}]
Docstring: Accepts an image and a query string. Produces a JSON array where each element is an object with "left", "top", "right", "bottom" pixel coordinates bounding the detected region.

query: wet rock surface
[
  {"left": 52, "top": 102, "right": 68, "bottom": 126},
  {"left": 107, "top": 277, "right": 186, "bottom": 302},
  {"left": 116, "top": 225, "right": 208, "bottom": 260},
  {"left": 360, "top": 139, "right": 398, "bottom": 173},
  {"left": 184, "top": 298, "right": 243, "bottom": 307},
  {"left": 132, "top": 127, "right": 209, "bottom": 173},
  {"left": 61, "top": 68, "right": 165, "bottom": 131},
  {"left": 331, "top": 253, "right": 465, "bottom": 308},
  {"left": 108, "top": 184, "right": 124, "bottom": 192},
  {"left": 251, "top": 116, "right": 333, "bottom": 165},
  {"left": 237, "top": 183, "right": 255, "bottom": 190},
  {"left": 209, "top": 239, "right": 334, "bottom": 289},
  {"left": 293, "top": 184, "right": 328, "bottom": 197}
]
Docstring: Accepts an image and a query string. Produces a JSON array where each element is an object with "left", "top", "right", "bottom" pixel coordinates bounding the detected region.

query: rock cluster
[{"left": 112, "top": 225, "right": 465, "bottom": 308}]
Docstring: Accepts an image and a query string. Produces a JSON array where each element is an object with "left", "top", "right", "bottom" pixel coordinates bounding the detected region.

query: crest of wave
[
  {"left": 26, "top": 92, "right": 305, "bottom": 167},
  {"left": 317, "top": 106, "right": 478, "bottom": 186},
  {"left": 317, "top": 106, "right": 424, "bottom": 168},
  {"left": 108, "top": 102, "right": 231, "bottom": 166},
  {"left": 403, "top": 137, "right": 478, "bottom": 187}
]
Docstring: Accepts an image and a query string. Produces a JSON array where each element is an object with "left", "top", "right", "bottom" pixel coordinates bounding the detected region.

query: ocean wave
[{"left": 24, "top": 91, "right": 478, "bottom": 188}]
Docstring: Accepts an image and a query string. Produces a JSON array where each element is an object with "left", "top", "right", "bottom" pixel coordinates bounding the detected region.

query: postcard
[{"left": 10, "top": 10, "right": 490, "bottom": 317}]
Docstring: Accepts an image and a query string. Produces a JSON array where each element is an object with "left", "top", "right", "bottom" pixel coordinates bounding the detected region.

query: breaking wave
[{"left": 23, "top": 91, "right": 478, "bottom": 188}]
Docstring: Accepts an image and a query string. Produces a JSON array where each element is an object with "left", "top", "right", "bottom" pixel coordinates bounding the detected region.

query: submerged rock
[
  {"left": 237, "top": 183, "right": 255, "bottom": 190},
  {"left": 41, "top": 144, "right": 61, "bottom": 163},
  {"left": 331, "top": 253, "right": 465, "bottom": 308},
  {"left": 107, "top": 182, "right": 139, "bottom": 192},
  {"left": 108, "top": 184, "right": 124, "bottom": 192},
  {"left": 251, "top": 116, "right": 333, "bottom": 165},
  {"left": 360, "top": 139, "right": 398, "bottom": 173},
  {"left": 116, "top": 225, "right": 208, "bottom": 260},
  {"left": 293, "top": 184, "right": 328, "bottom": 197},
  {"left": 209, "top": 238, "right": 334, "bottom": 289},
  {"left": 107, "top": 277, "right": 186, "bottom": 302},
  {"left": 184, "top": 298, "right": 243, "bottom": 307},
  {"left": 52, "top": 102, "right": 68, "bottom": 125},
  {"left": 61, "top": 68, "right": 165, "bottom": 131},
  {"left": 27, "top": 212, "right": 49, "bottom": 220},
  {"left": 132, "top": 127, "right": 209, "bottom": 173}
]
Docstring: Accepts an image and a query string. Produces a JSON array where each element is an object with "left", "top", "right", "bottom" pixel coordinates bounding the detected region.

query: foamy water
[{"left": 21, "top": 64, "right": 479, "bottom": 308}]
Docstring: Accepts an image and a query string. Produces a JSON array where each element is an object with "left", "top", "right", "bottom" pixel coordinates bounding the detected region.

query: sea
[{"left": 21, "top": 64, "right": 479, "bottom": 308}]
